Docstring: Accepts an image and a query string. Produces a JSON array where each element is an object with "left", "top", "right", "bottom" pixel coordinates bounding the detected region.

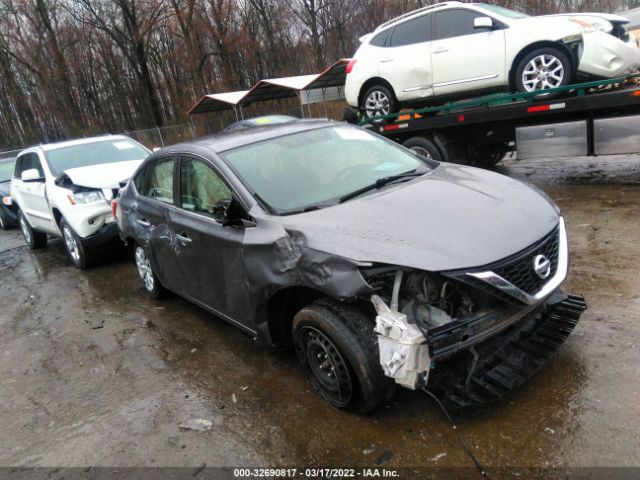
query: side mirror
[
  {"left": 21, "top": 169, "right": 44, "bottom": 182},
  {"left": 474, "top": 16, "right": 493, "bottom": 29}
]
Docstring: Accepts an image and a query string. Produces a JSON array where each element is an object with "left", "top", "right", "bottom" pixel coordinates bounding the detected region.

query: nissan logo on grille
[{"left": 533, "top": 254, "right": 551, "bottom": 280}]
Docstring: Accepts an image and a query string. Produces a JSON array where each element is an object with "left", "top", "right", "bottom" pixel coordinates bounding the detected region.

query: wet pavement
[{"left": 0, "top": 154, "right": 639, "bottom": 475}]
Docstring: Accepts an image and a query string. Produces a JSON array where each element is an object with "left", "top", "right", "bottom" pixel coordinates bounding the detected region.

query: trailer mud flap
[{"left": 429, "top": 294, "right": 587, "bottom": 408}]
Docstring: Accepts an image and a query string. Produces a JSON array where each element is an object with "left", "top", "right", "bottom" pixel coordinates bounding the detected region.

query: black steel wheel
[{"left": 298, "top": 326, "right": 354, "bottom": 407}]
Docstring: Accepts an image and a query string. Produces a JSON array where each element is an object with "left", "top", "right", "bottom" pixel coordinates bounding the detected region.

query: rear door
[
  {"left": 12, "top": 152, "right": 56, "bottom": 233},
  {"left": 379, "top": 13, "right": 435, "bottom": 100},
  {"left": 170, "top": 155, "right": 254, "bottom": 332},
  {"left": 431, "top": 9, "right": 506, "bottom": 96},
  {"left": 131, "top": 156, "right": 182, "bottom": 292}
]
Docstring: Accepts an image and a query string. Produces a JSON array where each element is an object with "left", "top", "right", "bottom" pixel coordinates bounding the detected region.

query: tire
[
  {"left": 18, "top": 210, "right": 47, "bottom": 249},
  {"left": 133, "top": 244, "right": 166, "bottom": 299},
  {"left": 514, "top": 47, "right": 572, "bottom": 99},
  {"left": 60, "top": 218, "right": 96, "bottom": 269},
  {"left": 293, "top": 298, "right": 394, "bottom": 414},
  {"left": 403, "top": 137, "right": 443, "bottom": 161},
  {"left": 360, "top": 84, "right": 398, "bottom": 126},
  {"left": 466, "top": 149, "right": 507, "bottom": 169},
  {"left": 0, "top": 208, "right": 13, "bottom": 230}
]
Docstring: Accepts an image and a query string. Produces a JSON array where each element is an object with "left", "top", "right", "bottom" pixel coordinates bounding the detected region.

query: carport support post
[
  {"left": 321, "top": 88, "right": 328, "bottom": 117},
  {"left": 298, "top": 92, "right": 305, "bottom": 119},
  {"left": 156, "top": 126, "right": 164, "bottom": 147}
]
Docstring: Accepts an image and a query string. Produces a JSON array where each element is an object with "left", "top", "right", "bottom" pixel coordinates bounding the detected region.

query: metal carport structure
[{"left": 186, "top": 59, "right": 350, "bottom": 119}]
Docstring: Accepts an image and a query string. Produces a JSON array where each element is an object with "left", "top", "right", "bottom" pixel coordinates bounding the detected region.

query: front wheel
[
  {"left": 18, "top": 210, "right": 47, "bottom": 249},
  {"left": 60, "top": 218, "right": 95, "bottom": 269},
  {"left": 293, "top": 299, "right": 394, "bottom": 414},
  {"left": 360, "top": 84, "right": 398, "bottom": 126},
  {"left": 514, "top": 47, "right": 572, "bottom": 98}
]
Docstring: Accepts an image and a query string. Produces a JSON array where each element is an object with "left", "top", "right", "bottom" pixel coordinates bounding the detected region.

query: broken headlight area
[
  {"left": 361, "top": 267, "right": 586, "bottom": 404},
  {"left": 68, "top": 190, "right": 106, "bottom": 205},
  {"left": 363, "top": 268, "right": 502, "bottom": 390}
]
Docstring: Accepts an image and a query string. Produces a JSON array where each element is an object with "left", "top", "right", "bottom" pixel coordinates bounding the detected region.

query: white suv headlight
[
  {"left": 69, "top": 190, "right": 105, "bottom": 205},
  {"left": 570, "top": 16, "right": 613, "bottom": 33}
]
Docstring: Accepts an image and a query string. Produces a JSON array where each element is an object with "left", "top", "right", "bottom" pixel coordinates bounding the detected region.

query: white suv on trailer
[
  {"left": 11, "top": 135, "right": 150, "bottom": 268},
  {"left": 345, "top": 1, "right": 640, "bottom": 120}
]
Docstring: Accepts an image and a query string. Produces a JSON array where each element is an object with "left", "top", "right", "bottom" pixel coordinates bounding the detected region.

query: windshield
[
  {"left": 0, "top": 159, "right": 15, "bottom": 182},
  {"left": 45, "top": 138, "right": 149, "bottom": 176},
  {"left": 474, "top": 4, "right": 529, "bottom": 18},
  {"left": 221, "top": 126, "right": 432, "bottom": 214}
]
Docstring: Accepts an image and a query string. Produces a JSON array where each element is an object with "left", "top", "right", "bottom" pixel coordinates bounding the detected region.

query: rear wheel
[
  {"left": 360, "top": 84, "right": 398, "bottom": 125},
  {"left": 293, "top": 298, "right": 394, "bottom": 414},
  {"left": 0, "top": 209, "right": 13, "bottom": 230},
  {"left": 515, "top": 47, "right": 572, "bottom": 98},
  {"left": 60, "top": 218, "right": 95, "bottom": 269},
  {"left": 18, "top": 210, "right": 47, "bottom": 249},
  {"left": 134, "top": 244, "right": 166, "bottom": 299}
]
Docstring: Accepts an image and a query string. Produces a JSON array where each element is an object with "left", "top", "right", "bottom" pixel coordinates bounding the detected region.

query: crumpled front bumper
[
  {"left": 578, "top": 30, "right": 640, "bottom": 78},
  {"left": 428, "top": 292, "right": 587, "bottom": 408}
]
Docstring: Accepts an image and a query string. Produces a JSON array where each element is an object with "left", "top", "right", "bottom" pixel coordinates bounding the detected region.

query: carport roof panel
[{"left": 187, "top": 90, "right": 249, "bottom": 115}]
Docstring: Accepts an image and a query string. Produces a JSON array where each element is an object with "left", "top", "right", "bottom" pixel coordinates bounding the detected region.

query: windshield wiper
[{"left": 338, "top": 170, "right": 425, "bottom": 203}]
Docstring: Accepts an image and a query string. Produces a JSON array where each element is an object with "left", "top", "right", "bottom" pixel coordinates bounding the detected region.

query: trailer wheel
[
  {"left": 403, "top": 137, "right": 443, "bottom": 161},
  {"left": 514, "top": 47, "right": 572, "bottom": 98},
  {"left": 467, "top": 149, "right": 506, "bottom": 169}
]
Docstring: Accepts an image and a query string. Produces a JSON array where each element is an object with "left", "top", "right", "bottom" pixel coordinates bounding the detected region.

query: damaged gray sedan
[{"left": 114, "top": 120, "right": 586, "bottom": 413}]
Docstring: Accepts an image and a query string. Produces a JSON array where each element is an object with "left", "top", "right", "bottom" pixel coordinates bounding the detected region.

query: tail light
[
  {"left": 346, "top": 59, "right": 357, "bottom": 74},
  {"left": 111, "top": 200, "right": 118, "bottom": 220}
]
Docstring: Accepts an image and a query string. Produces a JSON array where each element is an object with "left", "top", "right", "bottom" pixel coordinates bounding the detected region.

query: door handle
[
  {"left": 381, "top": 57, "right": 394, "bottom": 63},
  {"left": 137, "top": 219, "right": 151, "bottom": 227},
  {"left": 433, "top": 47, "right": 449, "bottom": 54},
  {"left": 176, "top": 232, "right": 192, "bottom": 245}
]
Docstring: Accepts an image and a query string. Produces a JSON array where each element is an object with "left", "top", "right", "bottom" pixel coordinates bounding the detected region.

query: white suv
[
  {"left": 11, "top": 135, "right": 150, "bottom": 268},
  {"left": 345, "top": 2, "right": 640, "bottom": 120}
]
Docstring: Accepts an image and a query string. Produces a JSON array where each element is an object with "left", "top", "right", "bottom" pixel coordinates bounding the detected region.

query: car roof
[
  {"left": 374, "top": 1, "right": 463, "bottom": 32},
  {"left": 24, "top": 135, "right": 131, "bottom": 153},
  {"left": 162, "top": 119, "right": 336, "bottom": 155}
]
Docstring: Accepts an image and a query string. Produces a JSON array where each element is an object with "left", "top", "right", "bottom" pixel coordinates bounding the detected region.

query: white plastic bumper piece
[
  {"left": 579, "top": 30, "right": 640, "bottom": 78},
  {"left": 371, "top": 294, "right": 431, "bottom": 390}
]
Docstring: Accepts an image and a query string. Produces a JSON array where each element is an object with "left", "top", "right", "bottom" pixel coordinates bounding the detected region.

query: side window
[
  {"left": 15, "top": 153, "right": 44, "bottom": 178},
  {"left": 389, "top": 14, "right": 431, "bottom": 47},
  {"left": 180, "top": 157, "right": 232, "bottom": 220},
  {"left": 434, "top": 10, "right": 484, "bottom": 40},
  {"left": 134, "top": 157, "right": 175, "bottom": 204},
  {"left": 369, "top": 28, "right": 391, "bottom": 47}
]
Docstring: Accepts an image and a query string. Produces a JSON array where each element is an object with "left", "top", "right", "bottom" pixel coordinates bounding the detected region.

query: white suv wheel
[
  {"left": 521, "top": 54, "right": 565, "bottom": 91},
  {"left": 365, "top": 90, "right": 390, "bottom": 117},
  {"left": 62, "top": 224, "right": 81, "bottom": 263}
]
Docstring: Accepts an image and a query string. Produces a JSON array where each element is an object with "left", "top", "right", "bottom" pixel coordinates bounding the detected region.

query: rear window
[{"left": 45, "top": 139, "right": 149, "bottom": 176}]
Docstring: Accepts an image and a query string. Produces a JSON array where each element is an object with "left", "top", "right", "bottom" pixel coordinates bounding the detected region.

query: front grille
[{"left": 488, "top": 226, "right": 560, "bottom": 295}]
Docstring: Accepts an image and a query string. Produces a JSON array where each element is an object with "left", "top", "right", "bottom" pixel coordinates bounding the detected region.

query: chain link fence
[{"left": 0, "top": 122, "right": 198, "bottom": 158}]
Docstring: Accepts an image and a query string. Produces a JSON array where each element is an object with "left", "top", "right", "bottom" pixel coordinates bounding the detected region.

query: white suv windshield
[
  {"left": 221, "top": 126, "right": 432, "bottom": 214},
  {"left": 45, "top": 139, "right": 149, "bottom": 176},
  {"left": 0, "top": 160, "right": 15, "bottom": 182},
  {"left": 474, "top": 4, "right": 529, "bottom": 18}
]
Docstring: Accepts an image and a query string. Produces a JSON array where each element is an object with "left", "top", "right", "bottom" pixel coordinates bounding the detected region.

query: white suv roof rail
[{"left": 375, "top": 1, "right": 461, "bottom": 31}]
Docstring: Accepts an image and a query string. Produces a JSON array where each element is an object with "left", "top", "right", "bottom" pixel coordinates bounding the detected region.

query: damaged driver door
[{"left": 170, "top": 155, "right": 255, "bottom": 333}]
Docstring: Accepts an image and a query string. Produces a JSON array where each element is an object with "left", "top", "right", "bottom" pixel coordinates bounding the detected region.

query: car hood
[
  {"left": 62, "top": 160, "right": 144, "bottom": 189},
  {"left": 280, "top": 164, "right": 560, "bottom": 272}
]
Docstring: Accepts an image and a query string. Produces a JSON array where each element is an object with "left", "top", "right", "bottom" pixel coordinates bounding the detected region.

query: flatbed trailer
[{"left": 355, "top": 74, "right": 640, "bottom": 167}]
